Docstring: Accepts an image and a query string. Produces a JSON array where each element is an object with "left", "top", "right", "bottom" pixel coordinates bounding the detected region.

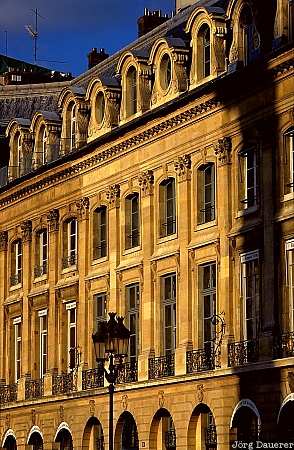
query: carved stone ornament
[
  {"left": 138, "top": 170, "right": 154, "bottom": 196},
  {"left": 59, "top": 404, "right": 65, "bottom": 421},
  {"left": 214, "top": 137, "right": 232, "bottom": 166},
  {"left": 0, "top": 231, "right": 8, "bottom": 251},
  {"left": 31, "top": 408, "right": 36, "bottom": 425},
  {"left": 89, "top": 399, "right": 95, "bottom": 416},
  {"left": 158, "top": 390, "right": 165, "bottom": 408},
  {"left": 174, "top": 154, "right": 191, "bottom": 181},
  {"left": 106, "top": 184, "right": 120, "bottom": 208},
  {"left": 5, "top": 413, "right": 10, "bottom": 428},
  {"left": 76, "top": 103, "right": 90, "bottom": 145},
  {"left": 121, "top": 394, "right": 128, "bottom": 410},
  {"left": 76, "top": 196, "right": 90, "bottom": 220},
  {"left": 196, "top": 384, "right": 204, "bottom": 403},
  {"left": 229, "top": 44, "right": 239, "bottom": 64},
  {"left": 47, "top": 209, "right": 59, "bottom": 232},
  {"left": 21, "top": 220, "right": 32, "bottom": 241},
  {"left": 288, "top": 372, "right": 294, "bottom": 393}
]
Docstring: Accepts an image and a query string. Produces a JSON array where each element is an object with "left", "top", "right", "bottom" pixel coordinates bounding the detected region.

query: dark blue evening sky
[{"left": 0, "top": 0, "right": 174, "bottom": 76}]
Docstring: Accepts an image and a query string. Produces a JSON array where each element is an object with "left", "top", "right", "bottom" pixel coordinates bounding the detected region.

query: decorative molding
[
  {"left": 31, "top": 408, "right": 36, "bottom": 425},
  {"left": 139, "top": 263, "right": 144, "bottom": 292},
  {"left": 158, "top": 390, "right": 165, "bottom": 408},
  {"left": 121, "top": 394, "right": 128, "bottom": 410},
  {"left": 106, "top": 184, "right": 120, "bottom": 209},
  {"left": 138, "top": 170, "right": 154, "bottom": 197},
  {"left": 89, "top": 399, "right": 95, "bottom": 416},
  {"left": 188, "top": 248, "right": 195, "bottom": 272},
  {"left": 151, "top": 260, "right": 157, "bottom": 284},
  {"left": 47, "top": 209, "right": 59, "bottom": 232},
  {"left": 174, "top": 154, "right": 191, "bottom": 182},
  {"left": 0, "top": 231, "right": 8, "bottom": 251},
  {"left": 214, "top": 137, "right": 232, "bottom": 166},
  {"left": 196, "top": 383, "right": 204, "bottom": 403},
  {"left": 76, "top": 196, "right": 90, "bottom": 220},
  {"left": 21, "top": 220, "right": 32, "bottom": 242},
  {"left": 59, "top": 404, "right": 65, "bottom": 421}
]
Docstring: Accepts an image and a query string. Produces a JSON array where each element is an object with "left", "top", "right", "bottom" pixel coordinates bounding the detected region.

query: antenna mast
[{"left": 25, "top": 8, "right": 43, "bottom": 63}]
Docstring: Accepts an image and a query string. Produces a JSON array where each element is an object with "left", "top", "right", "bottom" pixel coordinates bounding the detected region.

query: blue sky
[{"left": 0, "top": 0, "right": 174, "bottom": 76}]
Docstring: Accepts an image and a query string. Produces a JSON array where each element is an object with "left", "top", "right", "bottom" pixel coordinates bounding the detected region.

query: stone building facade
[{"left": 0, "top": 0, "right": 293, "bottom": 449}]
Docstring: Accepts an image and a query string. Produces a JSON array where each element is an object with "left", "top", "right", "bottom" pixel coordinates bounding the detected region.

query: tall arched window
[
  {"left": 40, "top": 126, "right": 47, "bottom": 165},
  {"left": 198, "top": 24, "right": 211, "bottom": 80},
  {"left": 126, "top": 66, "right": 137, "bottom": 117},
  {"left": 70, "top": 103, "right": 77, "bottom": 150}
]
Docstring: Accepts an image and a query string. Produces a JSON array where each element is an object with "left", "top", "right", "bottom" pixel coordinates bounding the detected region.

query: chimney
[
  {"left": 137, "top": 9, "right": 169, "bottom": 38},
  {"left": 87, "top": 48, "right": 109, "bottom": 69}
]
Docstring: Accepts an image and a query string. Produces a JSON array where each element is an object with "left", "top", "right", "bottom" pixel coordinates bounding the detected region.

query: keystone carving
[
  {"left": 31, "top": 408, "right": 36, "bottom": 425},
  {"left": 196, "top": 384, "right": 205, "bottom": 403},
  {"left": 174, "top": 154, "right": 191, "bottom": 181},
  {"left": 0, "top": 231, "right": 8, "bottom": 251},
  {"left": 21, "top": 220, "right": 32, "bottom": 242},
  {"left": 106, "top": 184, "right": 120, "bottom": 209},
  {"left": 76, "top": 196, "right": 90, "bottom": 220},
  {"left": 89, "top": 399, "right": 95, "bottom": 416},
  {"left": 47, "top": 209, "right": 59, "bottom": 232},
  {"left": 158, "top": 390, "right": 165, "bottom": 408},
  {"left": 138, "top": 170, "right": 154, "bottom": 196},
  {"left": 121, "top": 394, "right": 128, "bottom": 410},
  {"left": 214, "top": 137, "right": 232, "bottom": 166}
]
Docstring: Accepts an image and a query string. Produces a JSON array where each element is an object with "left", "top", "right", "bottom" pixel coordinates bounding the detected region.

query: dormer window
[
  {"left": 198, "top": 24, "right": 211, "bottom": 79},
  {"left": 240, "top": 6, "right": 254, "bottom": 66},
  {"left": 70, "top": 104, "right": 77, "bottom": 150},
  {"left": 40, "top": 126, "right": 47, "bottom": 165},
  {"left": 96, "top": 92, "right": 105, "bottom": 125},
  {"left": 126, "top": 66, "right": 137, "bottom": 117},
  {"left": 17, "top": 133, "right": 22, "bottom": 169},
  {"left": 160, "top": 54, "right": 172, "bottom": 91}
]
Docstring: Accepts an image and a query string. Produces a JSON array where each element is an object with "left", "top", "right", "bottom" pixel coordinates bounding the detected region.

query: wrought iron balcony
[
  {"left": 228, "top": 339, "right": 259, "bottom": 367},
  {"left": 82, "top": 368, "right": 104, "bottom": 390},
  {"left": 25, "top": 378, "right": 44, "bottom": 400},
  {"left": 116, "top": 360, "right": 138, "bottom": 384},
  {"left": 34, "top": 262, "right": 47, "bottom": 278},
  {"left": 148, "top": 354, "right": 175, "bottom": 379},
  {"left": 274, "top": 331, "right": 294, "bottom": 358},
  {"left": 165, "top": 429, "right": 176, "bottom": 450},
  {"left": 0, "top": 383, "right": 17, "bottom": 404},
  {"left": 10, "top": 272, "right": 22, "bottom": 286},
  {"left": 205, "top": 425, "right": 217, "bottom": 447},
  {"left": 62, "top": 253, "right": 77, "bottom": 269},
  {"left": 186, "top": 347, "right": 215, "bottom": 373},
  {"left": 52, "top": 372, "right": 76, "bottom": 395}
]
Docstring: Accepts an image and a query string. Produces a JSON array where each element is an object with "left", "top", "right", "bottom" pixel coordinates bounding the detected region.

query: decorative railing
[
  {"left": 0, "top": 383, "right": 17, "bottom": 404},
  {"left": 228, "top": 339, "right": 259, "bottom": 367},
  {"left": 34, "top": 262, "right": 47, "bottom": 278},
  {"left": 198, "top": 204, "right": 215, "bottom": 225},
  {"left": 165, "top": 429, "right": 176, "bottom": 450},
  {"left": 10, "top": 272, "right": 22, "bottom": 286},
  {"left": 205, "top": 425, "right": 217, "bottom": 447},
  {"left": 62, "top": 254, "right": 77, "bottom": 269},
  {"left": 52, "top": 372, "right": 76, "bottom": 395},
  {"left": 274, "top": 331, "right": 294, "bottom": 358},
  {"left": 82, "top": 368, "right": 104, "bottom": 390},
  {"left": 149, "top": 354, "right": 175, "bottom": 379},
  {"left": 186, "top": 347, "right": 215, "bottom": 373},
  {"left": 116, "top": 360, "right": 138, "bottom": 384},
  {"left": 25, "top": 378, "right": 44, "bottom": 400}
]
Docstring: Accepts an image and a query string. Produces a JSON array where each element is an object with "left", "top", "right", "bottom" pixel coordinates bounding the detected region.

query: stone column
[
  {"left": 138, "top": 170, "right": 154, "bottom": 380},
  {"left": 106, "top": 185, "right": 121, "bottom": 313},
  {"left": 47, "top": 209, "right": 60, "bottom": 372},
  {"left": 20, "top": 220, "right": 32, "bottom": 376},
  {"left": 214, "top": 137, "right": 233, "bottom": 367},
  {"left": 173, "top": 155, "right": 192, "bottom": 375},
  {"left": 0, "top": 231, "right": 8, "bottom": 381}
]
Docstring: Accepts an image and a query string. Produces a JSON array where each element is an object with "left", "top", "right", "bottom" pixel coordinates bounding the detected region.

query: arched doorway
[
  {"left": 114, "top": 411, "right": 139, "bottom": 450},
  {"left": 28, "top": 432, "right": 43, "bottom": 450},
  {"left": 3, "top": 435, "right": 17, "bottom": 450},
  {"left": 187, "top": 404, "right": 217, "bottom": 450},
  {"left": 278, "top": 399, "right": 294, "bottom": 440},
  {"left": 230, "top": 400, "right": 260, "bottom": 443},
  {"left": 82, "top": 417, "right": 104, "bottom": 450},
  {"left": 149, "top": 408, "right": 176, "bottom": 450},
  {"left": 55, "top": 427, "right": 73, "bottom": 450}
]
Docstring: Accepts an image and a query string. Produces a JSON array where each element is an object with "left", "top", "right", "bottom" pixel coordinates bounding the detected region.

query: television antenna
[{"left": 25, "top": 8, "right": 44, "bottom": 63}]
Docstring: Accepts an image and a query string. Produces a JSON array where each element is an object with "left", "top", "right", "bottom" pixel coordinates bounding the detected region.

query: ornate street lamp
[{"left": 92, "top": 312, "right": 130, "bottom": 450}]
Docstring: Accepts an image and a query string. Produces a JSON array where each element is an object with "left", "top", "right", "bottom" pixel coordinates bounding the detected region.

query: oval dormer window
[{"left": 96, "top": 92, "right": 105, "bottom": 125}]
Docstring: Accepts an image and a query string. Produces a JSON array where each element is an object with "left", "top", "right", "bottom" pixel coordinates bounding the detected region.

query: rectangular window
[
  {"left": 286, "top": 240, "right": 294, "bottom": 332},
  {"left": 162, "top": 274, "right": 176, "bottom": 355},
  {"left": 125, "top": 194, "right": 139, "bottom": 249},
  {"left": 38, "top": 310, "right": 48, "bottom": 377},
  {"left": 241, "top": 250, "right": 260, "bottom": 340},
  {"left": 66, "top": 302, "right": 77, "bottom": 370},
  {"left": 285, "top": 129, "right": 294, "bottom": 194},
  {"left": 11, "top": 240, "right": 22, "bottom": 286},
  {"left": 200, "top": 263, "right": 216, "bottom": 351},
  {"left": 240, "top": 149, "right": 258, "bottom": 208},
  {"left": 93, "top": 207, "right": 107, "bottom": 259},
  {"left": 198, "top": 164, "right": 215, "bottom": 224},
  {"left": 35, "top": 230, "right": 48, "bottom": 277},
  {"left": 160, "top": 179, "right": 176, "bottom": 237},
  {"left": 63, "top": 218, "right": 78, "bottom": 269},
  {"left": 126, "top": 283, "right": 140, "bottom": 365},
  {"left": 13, "top": 317, "right": 21, "bottom": 382},
  {"left": 94, "top": 293, "right": 107, "bottom": 328}
]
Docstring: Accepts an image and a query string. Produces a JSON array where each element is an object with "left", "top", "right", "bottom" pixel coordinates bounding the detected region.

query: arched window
[
  {"left": 93, "top": 206, "right": 107, "bottom": 259},
  {"left": 240, "top": 6, "right": 254, "bottom": 66},
  {"left": 198, "top": 24, "right": 211, "bottom": 80},
  {"left": 41, "top": 127, "right": 47, "bottom": 164},
  {"left": 159, "top": 178, "right": 176, "bottom": 237},
  {"left": 70, "top": 103, "right": 77, "bottom": 150},
  {"left": 160, "top": 54, "right": 172, "bottom": 91},
  {"left": 197, "top": 163, "right": 215, "bottom": 224},
  {"left": 126, "top": 66, "right": 137, "bottom": 117},
  {"left": 125, "top": 193, "right": 139, "bottom": 249},
  {"left": 284, "top": 127, "right": 294, "bottom": 195},
  {"left": 96, "top": 92, "right": 105, "bottom": 125}
]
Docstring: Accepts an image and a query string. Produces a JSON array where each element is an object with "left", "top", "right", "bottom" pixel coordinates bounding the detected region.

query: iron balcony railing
[
  {"left": 273, "top": 331, "right": 294, "bottom": 358},
  {"left": 62, "top": 253, "right": 77, "bottom": 269},
  {"left": 186, "top": 347, "right": 215, "bottom": 373},
  {"left": 52, "top": 372, "right": 76, "bottom": 395},
  {"left": 165, "top": 429, "right": 176, "bottom": 450},
  {"left": 198, "top": 204, "right": 215, "bottom": 225},
  {"left": 0, "top": 383, "right": 17, "bottom": 404},
  {"left": 10, "top": 272, "right": 22, "bottom": 286},
  {"left": 25, "top": 378, "right": 44, "bottom": 400},
  {"left": 148, "top": 353, "right": 175, "bottom": 379},
  {"left": 228, "top": 339, "right": 259, "bottom": 367},
  {"left": 205, "top": 425, "right": 217, "bottom": 447},
  {"left": 34, "top": 262, "right": 47, "bottom": 278},
  {"left": 82, "top": 368, "right": 104, "bottom": 390},
  {"left": 116, "top": 360, "right": 138, "bottom": 384}
]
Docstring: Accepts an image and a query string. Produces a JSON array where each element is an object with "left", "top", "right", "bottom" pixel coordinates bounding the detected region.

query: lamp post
[{"left": 92, "top": 312, "right": 130, "bottom": 450}]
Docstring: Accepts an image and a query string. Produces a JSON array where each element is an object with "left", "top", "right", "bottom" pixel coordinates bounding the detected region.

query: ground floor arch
[
  {"left": 28, "top": 430, "right": 43, "bottom": 450},
  {"left": 277, "top": 395, "right": 294, "bottom": 440},
  {"left": 187, "top": 403, "right": 217, "bottom": 450},
  {"left": 2, "top": 431, "right": 17, "bottom": 450},
  {"left": 149, "top": 408, "right": 176, "bottom": 450},
  {"left": 82, "top": 417, "right": 104, "bottom": 450},
  {"left": 230, "top": 399, "right": 260, "bottom": 443},
  {"left": 54, "top": 423, "right": 73, "bottom": 450},
  {"left": 114, "top": 411, "right": 139, "bottom": 450}
]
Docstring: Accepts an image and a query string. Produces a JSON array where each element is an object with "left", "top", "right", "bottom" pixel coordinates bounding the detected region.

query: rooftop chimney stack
[
  {"left": 87, "top": 48, "right": 109, "bottom": 69},
  {"left": 137, "top": 8, "right": 170, "bottom": 38}
]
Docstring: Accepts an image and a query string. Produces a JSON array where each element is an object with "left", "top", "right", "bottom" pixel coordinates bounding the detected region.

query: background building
[{"left": 0, "top": 0, "right": 293, "bottom": 449}]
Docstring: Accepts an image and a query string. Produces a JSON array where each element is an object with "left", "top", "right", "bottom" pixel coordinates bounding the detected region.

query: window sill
[
  {"left": 158, "top": 233, "right": 177, "bottom": 244},
  {"left": 33, "top": 274, "right": 47, "bottom": 283},
  {"left": 61, "top": 265, "right": 77, "bottom": 274},
  {"left": 195, "top": 220, "right": 217, "bottom": 231},
  {"left": 283, "top": 192, "right": 294, "bottom": 202},
  {"left": 123, "top": 246, "right": 141, "bottom": 256},
  {"left": 9, "top": 283, "right": 22, "bottom": 292},
  {"left": 92, "top": 256, "right": 108, "bottom": 265},
  {"left": 236, "top": 205, "right": 259, "bottom": 218}
]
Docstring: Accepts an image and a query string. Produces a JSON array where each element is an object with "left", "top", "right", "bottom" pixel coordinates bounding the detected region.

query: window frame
[
  {"left": 93, "top": 206, "right": 107, "bottom": 260},
  {"left": 197, "top": 23, "right": 211, "bottom": 80},
  {"left": 13, "top": 317, "right": 22, "bottom": 382},
  {"left": 199, "top": 262, "right": 217, "bottom": 350},
  {"left": 161, "top": 273, "right": 177, "bottom": 356},
  {"left": 159, "top": 178, "right": 176, "bottom": 238},
  {"left": 240, "top": 250, "right": 260, "bottom": 341},
  {"left": 239, "top": 147, "right": 259, "bottom": 210},
  {"left": 286, "top": 240, "right": 294, "bottom": 332},
  {"left": 125, "top": 193, "right": 140, "bottom": 250},
  {"left": 126, "top": 66, "right": 137, "bottom": 118},
  {"left": 38, "top": 309, "right": 48, "bottom": 377},
  {"left": 284, "top": 128, "right": 294, "bottom": 196},
  {"left": 197, "top": 163, "right": 216, "bottom": 225},
  {"left": 66, "top": 302, "right": 77, "bottom": 371},
  {"left": 70, "top": 103, "right": 77, "bottom": 150},
  {"left": 93, "top": 292, "right": 108, "bottom": 327},
  {"left": 125, "top": 283, "right": 140, "bottom": 365}
]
